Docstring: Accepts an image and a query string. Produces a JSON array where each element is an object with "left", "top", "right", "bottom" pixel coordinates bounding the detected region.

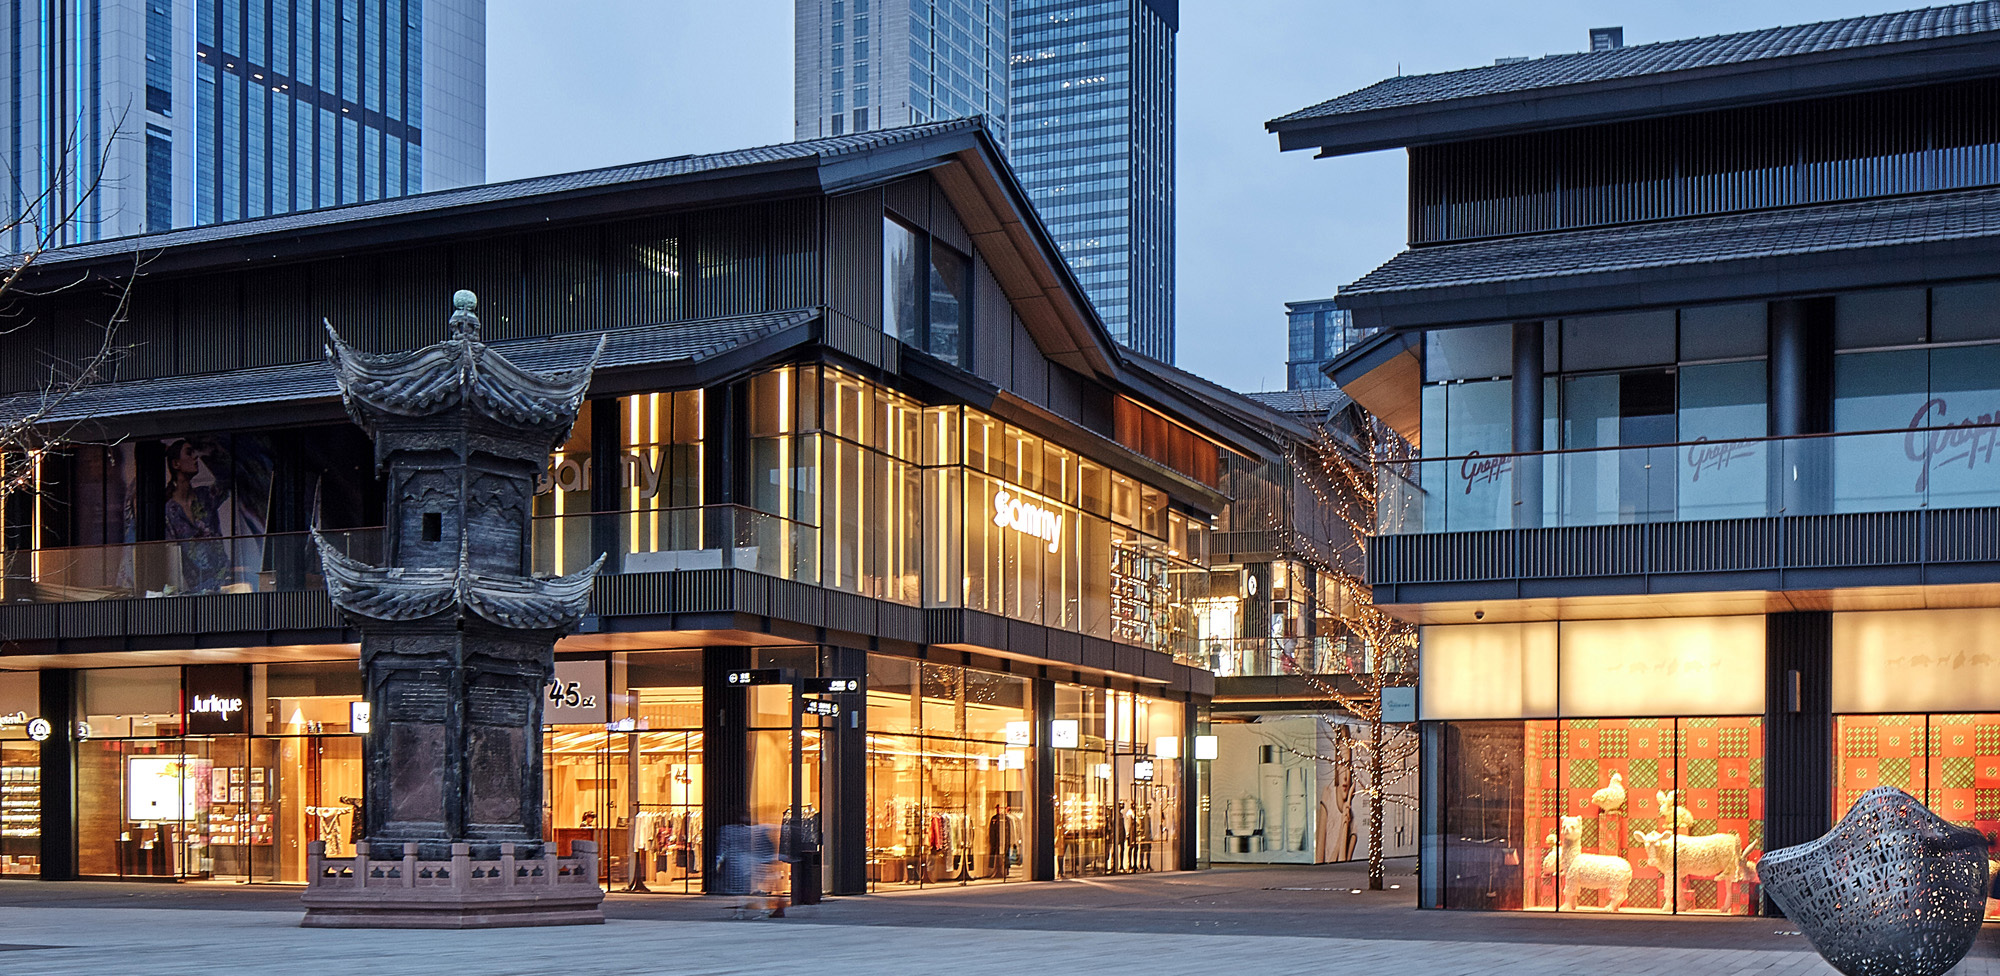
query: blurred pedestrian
[{"left": 716, "top": 818, "right": 788, "bottom": 919}]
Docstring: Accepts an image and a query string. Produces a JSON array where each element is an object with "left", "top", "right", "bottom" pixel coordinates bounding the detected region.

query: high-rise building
[
  {"left": 1285, "top": 297, "right": 1366, "bottom": 391},
  {"left": 1009, "top": 0, "right": 1176, "bottom": 362},
  {"left": 793, "top": 0, "right": 1011, "bottom": 144},
  {"left": 0, "top": 0, "right": 484, "bottom": 249}
]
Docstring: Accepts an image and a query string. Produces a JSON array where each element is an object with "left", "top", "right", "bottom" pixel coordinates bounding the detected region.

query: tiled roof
[
  {"left": 13, "top": 309, "right": 818, "bottom": 424},
  {"left": 37, "top": 119, "right": 990, "bottom": 266},
  {"left": 1272, "top": 2, "right": 2000, "bottom": 125},
  {"left": 1341, "top": 185, "right": 2000, "bottom": 298},
  {"left": 1244, "top": 389, "right": 1351, "bottom": 416}
]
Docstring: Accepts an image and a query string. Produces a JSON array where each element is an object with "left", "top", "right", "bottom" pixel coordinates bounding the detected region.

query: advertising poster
[
  {"left": 127, "top": 756, "right": 213, "bottom": 822},
  {"left": 1210, "top": 716, "right": 1418, "bottom": 864}
]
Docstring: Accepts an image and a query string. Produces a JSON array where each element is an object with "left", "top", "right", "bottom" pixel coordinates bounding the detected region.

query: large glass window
[
  {"left": 1435, "top": 716, "right": 1764, "bottom": 915},
  {"left": 882, "top": 215, "right": 972, "bottom": 365},
  {"left": 1052, "top": 686, "right": 1182, "bottom": 877},
  {"left": 865, "top": 657, "right": 1032, "bottom": 889},
  {"left": 1833, "top": 713, "right": 2000, "bottom": 920}
]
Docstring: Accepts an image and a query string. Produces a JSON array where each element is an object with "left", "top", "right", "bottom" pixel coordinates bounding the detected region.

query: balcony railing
[
  {"left": 1381, "top": 424, "right": 2000, "bottom": 535},
  {"left": 1204, "top": 636, "right": 1384, "bottom": 678},
  {"left": 1, "top": 505, "right": 819, "bottom": 604}
]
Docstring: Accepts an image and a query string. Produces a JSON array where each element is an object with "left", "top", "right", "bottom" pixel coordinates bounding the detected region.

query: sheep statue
[
  {"left": 1555, "top": 815, "right": 1632, "bottom": 911},
  {"left": 1759, "top": 787, "right": 1989, "bottom": 976},
  {"left": 1632, "top": 828, "right": 1753, "bottom": 912}
]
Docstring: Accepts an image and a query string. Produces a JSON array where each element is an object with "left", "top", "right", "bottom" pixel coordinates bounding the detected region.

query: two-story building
[
  {"left": 0, "top": 119, "right": 1283, "bottom": 892},
  {"left": 1273, "top": 4, "right": 2000, "bottom": 915}
]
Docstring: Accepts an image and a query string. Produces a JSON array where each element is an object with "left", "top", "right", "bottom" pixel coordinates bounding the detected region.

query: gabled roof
[
  {"left": 1270, "top": 2, "right": 2000, "bottom": 155},
  {"left": 1336, "top": 184, "right": 2000, "bottom": 330},
  {"left": 36, "top": 121, "right": 989, "bottom": 266},
  {"left": 8, "top": 309, "right": 819, "bottom": 427}
]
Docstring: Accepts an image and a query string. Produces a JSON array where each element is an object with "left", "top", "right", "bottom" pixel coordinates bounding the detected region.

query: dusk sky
[{"left": 488, "top": 0, "right": 1900, "bottom": 393}]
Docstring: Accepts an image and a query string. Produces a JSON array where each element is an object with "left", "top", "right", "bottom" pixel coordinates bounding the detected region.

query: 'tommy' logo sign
[{"left": 993, "top": 489, "right": 1063, "bottom": 553}]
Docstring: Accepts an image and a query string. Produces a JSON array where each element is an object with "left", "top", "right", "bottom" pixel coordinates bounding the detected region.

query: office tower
[
  {"left": 1285, "top": 297, "right": 1365, "bottom": 391},
  {"left": 0, "top": 0, "right": 484, "bottom": 249},
  {"left": 1010, "top": 0, "right": 1176, "bottom": 361},
  {"left": 793, "top": 0, "right": 1011, "bottom": 144}
]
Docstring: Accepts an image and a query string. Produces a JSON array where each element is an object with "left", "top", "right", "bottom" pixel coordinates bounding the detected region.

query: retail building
[
  {"left": 1272, "top": 3, "right": 2000, "bottom": 915},
  {"left": 0, "top": 119, "right": 1283, "bottom": 891}
]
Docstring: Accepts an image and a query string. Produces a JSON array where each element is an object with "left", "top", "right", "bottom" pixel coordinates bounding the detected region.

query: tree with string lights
[{"left": 1272, "top": 404, "right": 1420, "bottom": 893}]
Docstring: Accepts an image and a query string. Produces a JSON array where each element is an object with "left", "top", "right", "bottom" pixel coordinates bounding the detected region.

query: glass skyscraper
[
  {"left": 1009, "top": 0, "right": 1175, "bottom": 362},
  {"left": 1, "top": 0, "right": 483, "bottom": 250},
  {"left": 794, "top": 0, "right": 1011, "bottom": 144},
  {"left": 1285, "top": 297, "right": 1364, "bottom": 391}
]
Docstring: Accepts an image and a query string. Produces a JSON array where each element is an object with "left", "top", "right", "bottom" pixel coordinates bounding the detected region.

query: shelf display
[{"left": 0, "top": 754, "right": 38, "bottom": 875}]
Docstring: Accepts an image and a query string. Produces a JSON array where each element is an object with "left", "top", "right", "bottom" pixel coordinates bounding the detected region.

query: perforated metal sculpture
[{"left": 1759, "top": 787, "right": 1989, "bottom": 976}]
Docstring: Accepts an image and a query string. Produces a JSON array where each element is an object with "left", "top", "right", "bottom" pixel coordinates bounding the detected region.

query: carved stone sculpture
[
  {"left": 1759, "top": 787, "right": 1989, "bottom": 976},
  {"left": 301, "top": 291, "right": 607, "bottom": 928}
]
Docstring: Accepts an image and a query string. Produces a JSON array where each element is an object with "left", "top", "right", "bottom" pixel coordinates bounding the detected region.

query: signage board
[
  {"left": 1051, "top": 719, "right": 1080, "bottom": 749},
  {"left": 1004, "top": 721, "right": 1032, "bottom": 746},
  {"left": 25, "top": 718, "right": 51, "bottom": 742},
  {"left": 802, "top": 677, "right": 861, "bottom": 694},
  {"left": 1133, "top": 760, "right": 1155, "bottom": 782},
  {"left": 547, "top": 658, "right": 609, "bottom": 725},
  {"left": 725, "top": 668, "right": 790, "bottom": 687},
  {"left": 350, "top": 701, "right": 373, "bottom": 734},
  {"left": 184, "top": 665, "right": 250, "bottom": 736},
  {"left": 1194, "top": 735, "right": 1218, "bottom": 760},
  {"left": 803, "top": 700, "right": 840, "bottom": 717},
  {"left": 1381, "top": 686, "right": 1417, "bottom": 724}
]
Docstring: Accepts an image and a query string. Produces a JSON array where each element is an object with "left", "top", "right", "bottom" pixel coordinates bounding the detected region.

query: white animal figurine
[
  {"left": 1632, "top": 829, "right": 1752, "bottom": 912},
  {"left": 1656, "top": 790, "right": 1696, "bottom": 832},
  {"left": 1556, "top": 815, "right": 1631, "bottom": 911},
  {"left": 1591, "top": 772, "right": 1627, "bottom": 816}
]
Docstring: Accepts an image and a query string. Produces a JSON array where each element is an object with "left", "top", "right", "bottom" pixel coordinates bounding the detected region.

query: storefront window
[
  {"left": 1053, "top": 686, "right": 1181, "bottom": 878},
  {"left": 0, "top": 672, "right": 38, "bottom": 877},
  {"left": 1437, "top": 717, "right": 1763, "bottom": 915},
  {"left": 865, "top": 657, "right": 1031, "bottom": 888},
  {"left": 1834, "top": 714, "right": 2000, "bottom": 920}
]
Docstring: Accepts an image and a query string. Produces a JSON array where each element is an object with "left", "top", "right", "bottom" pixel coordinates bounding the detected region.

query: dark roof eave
[
  {"left": 1338, "top": 233, "right": 2000, "bottom": 332},
  {"left": 1271, "top": 32, "right": 2000, "bottom": 156},
  {"left": 1323, "top": 329, "right": 1420, "bottom": 388}
]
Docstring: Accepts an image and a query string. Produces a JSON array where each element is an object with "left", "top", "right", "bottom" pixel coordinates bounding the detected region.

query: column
[
  {"left": 37, "top": 670, "right": 76, "bottom": 881},
  {"left": 589, "top": 396, "right": 624, "bottom": 574},
  {"left": 1762, "top": 611, "right": 1832, "bottom": 916},
  {"left": 701, "top": 647, "right": 751, "bottom": 894},
  {"left": 1768, "top": 299, "right": 1834, "bottom": 515},
  {"left": 1032, "top": 677, "right": 1056, "bottom": 881},
  {"left": 823, "top": 645, "right": 869, "bottom": 896},
  {"left": 1511, "top": 322, "right": 1544, "bottom": 528}
]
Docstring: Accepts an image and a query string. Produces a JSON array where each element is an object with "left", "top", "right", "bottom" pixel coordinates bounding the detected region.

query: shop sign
[
  {"left": 547, "top": 658, "right": 609, "bottom": 725},
  {"left": 1051, "top": 719, "right": 1080, "bottom": 749},
  {"left": 25, "top": 718, "right": 51, "bottom": 742},
  {"left": 350, "top": 701, "right": 373, "bottom": 734},
  {"left": 1133, "top": 760, "right": 1155, "bottom": 782},
  {"left": 535, "top": 451, "right": 674, "bottom": 499},
  {"left": 992, "top": 488, "right": 1063, "bottom": 553},
  {"left": 0, "top": 711, "right": 25, "bottom": 729},
  {"left": 803, "top": 699, "right": 839, "bottom": 717},
  {"left": 185, "top": 665, "right": 250, "bottom": 736},
  {"left": 1153, "top": 735, "right": 1180, "bottom": 759},
  {"left": 1194, "top": 734, "right": 1218, "bottom": 760},
  {"left": 1004, "top": 721, "right": 1032, "bottom": 746},
  {"left": 1381, "top": 686, "right": 1417, "bottom": 724}
]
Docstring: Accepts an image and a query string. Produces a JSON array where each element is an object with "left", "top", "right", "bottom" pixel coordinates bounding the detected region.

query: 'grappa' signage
[
  {"left": 993, "top": 488, "right": 1063, "bottom": 553},
  {"left": 1906, "top": 398, "right": 2000, "bottom": 493}
]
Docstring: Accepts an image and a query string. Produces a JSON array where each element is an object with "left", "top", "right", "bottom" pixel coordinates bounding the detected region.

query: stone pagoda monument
[{"left": 301, "top": 291, "right": 607, "bottom": 928}]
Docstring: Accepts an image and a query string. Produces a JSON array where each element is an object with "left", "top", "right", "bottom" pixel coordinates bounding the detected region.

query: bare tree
[
  {"left": 0, "top": 113, "right": 136, "bottom": 503},
  {"left": 1274, "top": 407, "right": 1420, "bottom": 892}
]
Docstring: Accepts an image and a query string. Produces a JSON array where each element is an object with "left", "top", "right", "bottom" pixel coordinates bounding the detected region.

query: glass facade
[
  {"left": 1393, "top": 281, "right": 2000, "bottom": 534},
  {"left": 1285, "top": 298, "right": 1368, "bottom": 391},
  {"left": 1052, "top": 684, "right": 1182, "bottom": 876},
  {"left": 865, "top": 657, "right": 1032, "bottom": 888},
  {"left": 1008, "top": 0, "right": 1175, "bottom": 360}
]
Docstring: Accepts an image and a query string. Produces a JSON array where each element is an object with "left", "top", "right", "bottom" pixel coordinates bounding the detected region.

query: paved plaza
[{"left": 0, "top": 861, "right": 1995, "bottom": 975}]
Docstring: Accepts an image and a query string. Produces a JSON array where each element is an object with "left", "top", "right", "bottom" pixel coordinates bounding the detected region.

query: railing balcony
[
  {"left": 1381, "top": 424, "right": 2000, "bottom": 535},
  {"left": 1203, "top": 636, "right": 1384, "bottom": 678},
  {"left": 1, "top": 505, "right": 819, "bottom": 604}
]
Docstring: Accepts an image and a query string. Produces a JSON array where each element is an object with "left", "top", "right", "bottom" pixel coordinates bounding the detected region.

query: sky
[{"left": 488, "top": 0, "right": 1905, "bottom": 394}]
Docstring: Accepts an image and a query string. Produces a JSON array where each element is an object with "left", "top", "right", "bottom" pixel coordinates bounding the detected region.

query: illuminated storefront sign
[{"left": 993, "top": 488, "right": 1063, "bottom": 553}]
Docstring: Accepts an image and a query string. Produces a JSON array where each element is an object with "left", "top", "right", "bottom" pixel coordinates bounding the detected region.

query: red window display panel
[
  {"left": 1838, "top": 713, "right": 2000, "bottom": 920},
  {"left": 1522, "top": 717, "right": 1762, "bottom": 915}
]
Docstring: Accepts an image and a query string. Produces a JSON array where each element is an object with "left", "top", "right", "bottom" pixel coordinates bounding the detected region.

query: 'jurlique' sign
[{"left": 993, "top": 489, "right": 1063, "bottom": 553}]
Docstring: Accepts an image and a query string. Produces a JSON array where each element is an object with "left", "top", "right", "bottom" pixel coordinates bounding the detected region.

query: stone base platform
[{"left": 300, "top": 840, "right": 605, "bottom": 928}]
